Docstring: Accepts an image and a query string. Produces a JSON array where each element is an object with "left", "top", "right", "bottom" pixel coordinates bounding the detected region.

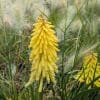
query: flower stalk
[{"left": 25, "top": 16, "right": 59, "bottom": 92}]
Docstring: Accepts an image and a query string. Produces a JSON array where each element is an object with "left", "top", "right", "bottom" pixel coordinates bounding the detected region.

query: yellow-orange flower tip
[
  {"left": 25, "top": 16, "right": 59, "bottom": 92},
  {"left": 75, "top": 52, "right": 100, "bottom": 87}
]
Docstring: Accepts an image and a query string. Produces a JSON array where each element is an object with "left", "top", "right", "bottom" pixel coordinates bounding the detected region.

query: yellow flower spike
[
  {"left": 83, "top": 53, "right": 97, "bottom": 68},
  {"left": 75, "top": 52, "right": 100, "bottom": 87},
  {"left": 25, "top": 16, "right": 59, "bottom": 92}
]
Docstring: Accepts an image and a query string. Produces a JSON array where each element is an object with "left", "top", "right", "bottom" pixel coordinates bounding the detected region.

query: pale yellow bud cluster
[{"left": 75, "top": 53, "right": 100, "bottom": 87}]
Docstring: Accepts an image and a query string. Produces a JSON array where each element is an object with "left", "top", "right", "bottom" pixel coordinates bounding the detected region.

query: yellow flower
[
  {"left": 25, "top": 16, "right": 59, "bottom": 92},
  {"left": 75, "top": 53, "right": 100, "bottom": 87}
]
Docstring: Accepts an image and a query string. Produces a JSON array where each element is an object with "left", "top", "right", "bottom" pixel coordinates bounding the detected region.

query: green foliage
[{"left": 0, "top": 0, "right": 100, "bottom": 100}]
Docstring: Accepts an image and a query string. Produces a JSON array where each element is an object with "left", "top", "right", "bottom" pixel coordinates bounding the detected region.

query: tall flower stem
[{"left": 25, "top": 16, "right": 59, "bottom": 94}]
